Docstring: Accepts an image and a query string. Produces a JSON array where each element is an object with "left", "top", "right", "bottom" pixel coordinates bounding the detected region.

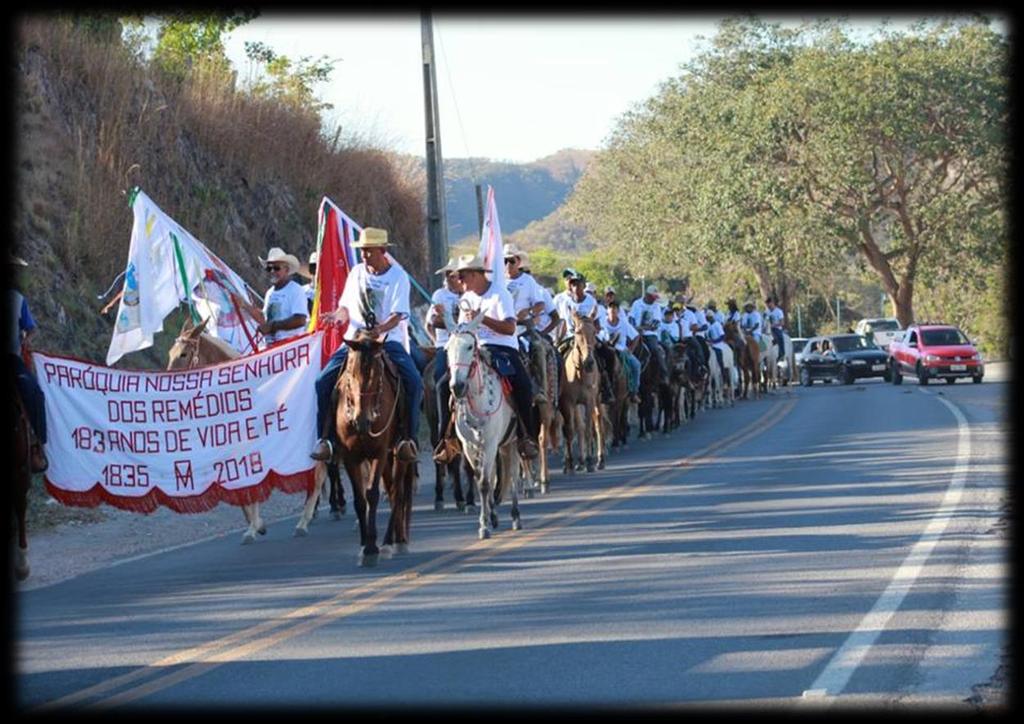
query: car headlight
[
  {"left": 925, "top": 354, "right": 941, "bottom": 362},
  {"left": 971, "top": 353, "right": 981, "bottom": 361}
]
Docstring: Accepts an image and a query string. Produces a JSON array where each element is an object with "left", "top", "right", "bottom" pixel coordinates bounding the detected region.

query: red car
[{"left": 888, "top": 324, "right": 984, "bottom": 385}]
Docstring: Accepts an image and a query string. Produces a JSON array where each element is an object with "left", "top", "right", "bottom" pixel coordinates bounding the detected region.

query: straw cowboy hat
[
  {"left": 350, "top": 227, "right": 392, "bottom": 249},
  {"left": 259, "top": 247, "right": 300, "bottom": 274},
  {"left": 503, "top": 244, "right": 523, "bottom": 260},
  {"left": 434, "top": 258, "right": 458, "bottom": 275},
  {"left": 515, "top": 249, "right": 531, "bottom": 270},
  {"left": 455, "top": 253, "right": 487, "bottom": 273}
]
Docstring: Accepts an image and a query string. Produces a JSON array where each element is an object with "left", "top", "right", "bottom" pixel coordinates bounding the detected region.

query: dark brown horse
[
  {"left": 422, "top": 350, "right": 473, "bottom": 512},
  {"left": 13, "top": 394, "right": 32, "bottom": 580},
  {"left": 725, "top": 321, "right": 761, "bottom": 401},
  {"left": 333, "top": 330, "right": 415, "bottom": 567}
]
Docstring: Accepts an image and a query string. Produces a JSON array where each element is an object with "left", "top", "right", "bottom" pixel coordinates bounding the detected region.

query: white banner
[{"left": 35, "top": 334, "right": 322, "bottom": 513}]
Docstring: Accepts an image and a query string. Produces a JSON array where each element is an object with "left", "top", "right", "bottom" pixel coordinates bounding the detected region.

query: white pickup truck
[{"left": 854, "top": 318, "right": 903, "bottom": 351}]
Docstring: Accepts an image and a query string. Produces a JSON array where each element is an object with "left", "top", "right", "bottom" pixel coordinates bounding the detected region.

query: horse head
[
  {"left": 339, "top": 331, "right": 389, "bottom": 436},
  {"left": 571, "top": 313, "right": 597, "bottom": 373},
  {"left": 167, "top": 317, "right": 211, "bottom": 370},
  {"left": 445, "top": 310, "right": 484, "bottom": 400}
]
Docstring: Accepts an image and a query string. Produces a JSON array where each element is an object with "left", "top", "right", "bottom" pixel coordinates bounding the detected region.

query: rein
[
  {"left": 342, "top": 348, "right": 400, "bottom": 439},
  {"left": 450, "top": 334, "right": 505, "bottom": 419}
]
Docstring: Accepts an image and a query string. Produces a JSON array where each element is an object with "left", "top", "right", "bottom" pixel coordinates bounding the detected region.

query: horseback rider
[
  {"left": 426, "top": 258, "right": 464, "bottom": 391},
  {"left": 706, "top": 308, "right": 728, "bottom": 374},
  {"left": 8, "top": 254, "right": 48, "bottom": 473},
  {"left": 311, "top": 227, "right": 423, "bottom": 464},
  {"left": 629, "top": 284, "right": 668, "bottom": 382},
  {"left": 765, "top": 296, "right": 786, "bottom": 355},
  {"left": 604, "top": 300, "right": 641, "bottom": 401},
  {"left": 741, "top": 301, "right": 763, "bottom": 342},
  {"left": 454, "top": 253, "right": 540, "bottom": 460},
  {"left": 554, "top": 269, "right": 596, "bottom": 342},
  {"left": 725, "top": 298, "right": 742, "bottom": 325},
  {"left": 257, "top": 247, "right": 309, "bottom": 349},
  {"left": 518, "top": 252, "right": 560, "bottom": 340},
  {"left": 585, "top": 280, "right": 615, "bottom": 403},
  {"left": 503, "top": 245, "right": 549, "bottom": 405}
]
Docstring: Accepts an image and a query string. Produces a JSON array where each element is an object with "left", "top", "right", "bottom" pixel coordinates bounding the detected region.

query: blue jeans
[
  {"left": 316, "top": 341, "right": 423, "bottom": 442},
  {"left": 11, "top": 354, "right": 46, "bottom": 443},
  {"left": 771, "top": 327, "right": 784, "bottom": 353}
]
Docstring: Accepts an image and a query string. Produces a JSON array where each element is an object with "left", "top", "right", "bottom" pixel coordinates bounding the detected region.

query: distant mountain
[{"left": 393, "top": 148, "right": 595, "bottom": 251}]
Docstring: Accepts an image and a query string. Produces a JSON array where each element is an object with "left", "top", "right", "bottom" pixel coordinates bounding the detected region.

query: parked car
[
  {"left": 888, "top": 324, "right": 984, "bottom": 385},
  {"left": 791, "top": 337, "right": 809, "bottom": 367},
  {"left": 799, "top": 334, "right": 890, "bottom": 386},
  {"left": 854, "top": 317, "right": 904, "bottom": 351}
]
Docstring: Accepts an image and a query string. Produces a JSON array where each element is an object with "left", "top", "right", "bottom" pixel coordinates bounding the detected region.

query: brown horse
[
  {"left": 333, "top": 330, "right": 415, "bottom": 567},
  {"left": 167, "top": 317, "right": 331, "bottom": 541},
  {"left": 604, "top": 346, "right": 630, "bottom": 451},
  {"left": 13, "top": 394, "right": 32, "bottom": 580},
  {"left": 558, "top": 314, "right": 602, "bottom": 474},
  {"left": 724, "top": 321, "right": 760, "bottom": 401},
  {"left": 525, "top": 325, "right": 561, "bottom": 493}
]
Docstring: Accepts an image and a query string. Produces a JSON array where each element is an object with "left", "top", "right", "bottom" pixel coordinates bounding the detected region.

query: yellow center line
[{"left": 41, "top": 398, "right": 796, "bottom": 711}]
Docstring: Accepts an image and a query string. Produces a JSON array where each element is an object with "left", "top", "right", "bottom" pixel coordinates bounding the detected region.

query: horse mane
[{"left": 199, "top": 332, "right": 240, "bottom": 360}]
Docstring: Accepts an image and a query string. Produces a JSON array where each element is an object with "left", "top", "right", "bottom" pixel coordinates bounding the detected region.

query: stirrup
[
  {"left": 432, "top": 437, "right": 461, "bottom": 464},
  {"left": 310, "top": 438, "right": 334, "bottom": 461},
  {"left": 396, "top": 439, "right": 418, "bottom": 462}
]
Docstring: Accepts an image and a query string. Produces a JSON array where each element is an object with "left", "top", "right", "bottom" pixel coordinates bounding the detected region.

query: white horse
[
  {"left": 703, "top": 339, "right": 722, "bottom": 411},
  {"left": 444, "top": 310, "right": 523, "bottom": 540},
  {"left": 716, "top": 342, "right": 737, "bottom": 407},
  {"left": 759, "top": 316, "right": 780, "bottom": 392}
]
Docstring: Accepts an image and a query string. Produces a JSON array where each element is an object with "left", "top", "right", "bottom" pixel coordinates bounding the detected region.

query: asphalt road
[{"left": 15, "top": 368, "right": 1010, "bottom": 712}]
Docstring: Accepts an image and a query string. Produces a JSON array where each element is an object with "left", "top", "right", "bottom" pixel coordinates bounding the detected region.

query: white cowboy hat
[
  {"left": 308, "top": 251, "right": 318, "bottom": 265},
  {"left": 350, "top": 227, "right": 392, "bottom": 248},
  {"left": 584, "top": 281, "right": 597, "bottom": 294},
  {"left": 259, "top": 247, "right": 300, "bottom": 274},
  {"left": 434, "top": 258, "right": 458, "bottom": 275},
  {"left": 454, "top": 253, "right": 487, "bottom": 273},
  {"left": 503, "top": 244, "right": 523, "bottom": 260},
  {"left": 645, "top": 284, "right": 659, "bottom": 296}
]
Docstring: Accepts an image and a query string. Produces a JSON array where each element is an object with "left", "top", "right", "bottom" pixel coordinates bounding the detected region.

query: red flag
[{"left": 309, "top": 198, "right": 360, "bottom": 367}]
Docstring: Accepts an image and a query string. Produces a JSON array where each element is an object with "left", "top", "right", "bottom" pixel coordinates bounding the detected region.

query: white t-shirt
[
  {"left": 506, "top": 272, "right": 545, "bottom": 321},
  {"left": 459, "top": 283, "right": 517, "bottom": 349},
  {"left": 535, "top": 286, "right": 557, "bottom": 332},
  {"left": 426, "top": 286, "right": 461, "bottom": 349},
  {"left": 707, "top": 320, "right": 727, "bottom": 348},
  {"left": 741, "top": 310, "right": 763, "bottom": 339},
  {"left": 339, "top": 262, "right": 410, "bottom": 350},
  {"left": 603, "top": 315, "right": 639, "bottom": 352},
  {"left": 630, "top": 298, "right": 665, "bottom": 337},
  {"left": 660, "top": 319, "right": 681, "bottom": 343},
  {"left": 557, "top": 292, "right": 597, "bottom": 339},
  {"left": 302, "top": 282, "right": 315, "bottom": 305},
  {"left": 262, "top": 280, "right": 309, "bottom": 346},
  {"left": 767, "top": 306, "right": 785, "bottom": 328}
]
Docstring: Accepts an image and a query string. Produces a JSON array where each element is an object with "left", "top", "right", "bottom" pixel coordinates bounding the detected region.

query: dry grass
[{"left": 16, "top": 15, "right": 426, "bottom": 367}]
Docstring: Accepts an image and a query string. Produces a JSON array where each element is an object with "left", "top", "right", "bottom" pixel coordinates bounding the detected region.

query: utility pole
[
  {"left": 474, "top": 183, "right": 485, "bottom": 236},
  {"left": 421, "top": 11, "right": 448, "bottom": 289}
]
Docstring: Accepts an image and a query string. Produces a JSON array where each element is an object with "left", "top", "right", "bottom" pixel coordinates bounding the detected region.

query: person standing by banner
[
  {"left": 311, "top": 227, "right": 422, "bottom": 464},
  {"left": 7, "top": 255, "right": 48, "bottom": 473}
]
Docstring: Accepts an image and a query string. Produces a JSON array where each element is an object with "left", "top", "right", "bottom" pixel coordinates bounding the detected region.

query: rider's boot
[
  {"left": 396, "top": 438, "right": 418, "bottom": 463},
  {"left": 310, "top": 438, "right": 333, "bottom": 462}
]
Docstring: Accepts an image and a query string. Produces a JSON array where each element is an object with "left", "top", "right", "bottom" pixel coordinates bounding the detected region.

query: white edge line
[{"left": 804, "top": 388, "right": 971, "bottom": 703}]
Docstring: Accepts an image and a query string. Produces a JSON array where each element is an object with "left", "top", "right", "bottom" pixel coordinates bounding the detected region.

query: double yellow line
[{"left": 38, "top": 397, "right": 796, "bottom": 711}]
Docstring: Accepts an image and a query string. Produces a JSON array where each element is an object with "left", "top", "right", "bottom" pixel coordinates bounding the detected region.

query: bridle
[
  {"left": 340, "top": 343, "right": 400, "bottom": 438},
  {"left": 447, "top": 331, "right": 504, "bottom": 418},
  {"left": 169, "top": 334, "right": 202, "bottom": 370},
  {"left": 569, "top": 317, "right": 596, "bottom": 376}
]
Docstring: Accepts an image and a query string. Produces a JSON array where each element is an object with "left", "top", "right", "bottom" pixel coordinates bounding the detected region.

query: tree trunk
[{"left": 893, "top": 278, "right": 914, "bottom": 328}]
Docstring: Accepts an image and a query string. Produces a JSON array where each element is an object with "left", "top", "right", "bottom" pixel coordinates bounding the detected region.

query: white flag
[
  {"left": 477, "top": 186, "right": 506, "bottom": 290},
  {"left": 106, "top": 190, "right": 258, "bottom": 365}
]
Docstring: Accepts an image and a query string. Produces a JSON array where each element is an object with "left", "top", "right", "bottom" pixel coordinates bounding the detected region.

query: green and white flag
[{"left": 106, "top": 189, "right": 258, "bottom": 365}]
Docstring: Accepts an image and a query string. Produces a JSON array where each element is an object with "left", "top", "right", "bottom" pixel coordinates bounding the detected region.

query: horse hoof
[
  {"left": 257, "top": 525, "right": 267, "bottom": 536},
  {"left": 512, "top": 519, "right": 522, "bottom": 531},
  {"left": 294, "top": 526, "right": 308, "bottom": 537},
  {"left": 380, "top": 545, "right": 394, "bottom": 559},
  {"left": 395, "top": 543, "right": 410, "bottom": 555},
  {"left": 479, "top": 528, "right": 490, "bottom": 540},
  {"left": 434, "top": 501, "right": 445, "bottom": 512},
  {"left": 541, "top": 483, "right": 550, "bottom": 495},
  {"left": 597, "top": 459, "right": 605, "bottom": 470},
  {"left": 241, "top": 533, "right": 255, "bottom": 545},
  {"left": 358, "top": 552, "right": 379, "bottom": 568}
]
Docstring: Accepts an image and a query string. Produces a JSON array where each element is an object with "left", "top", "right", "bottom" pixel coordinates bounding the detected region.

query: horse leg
[
  {"left": 295, "top": 463, "right": 328, "bottom": 536},
  {"left": 434, "top": 461, "right": 447, "bottom": 512},
  {"left": 328, "top": 462, "right": 345, "bottom": 518},
  {"left": 561, "top": 400, "right": 575, "bottom": 475},
  {"left": 240, "top": 502, "right": 264, "bottom": 544},
  {"left": 506, "top": 444, "right": 522, "bottom": 531},
  {"left": 538, "top": 416, "right": 550, "bottom": 495},
  {"left": 592, "top": 402, "right": 604, "bottom": 471},
  {"left": 359, "top": 458, "right": 383, "bottom": 566},
  {"left": 14, "top": 468, "right": 30, "bottom": 581},
  {"left": 477, "top": 457, "right": 494, "bottom": 540}
]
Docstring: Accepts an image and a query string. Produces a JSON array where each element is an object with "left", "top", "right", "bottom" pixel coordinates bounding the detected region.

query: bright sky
[{"left": 222, "top": 13, "right": 1007, "bottom": 164}]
